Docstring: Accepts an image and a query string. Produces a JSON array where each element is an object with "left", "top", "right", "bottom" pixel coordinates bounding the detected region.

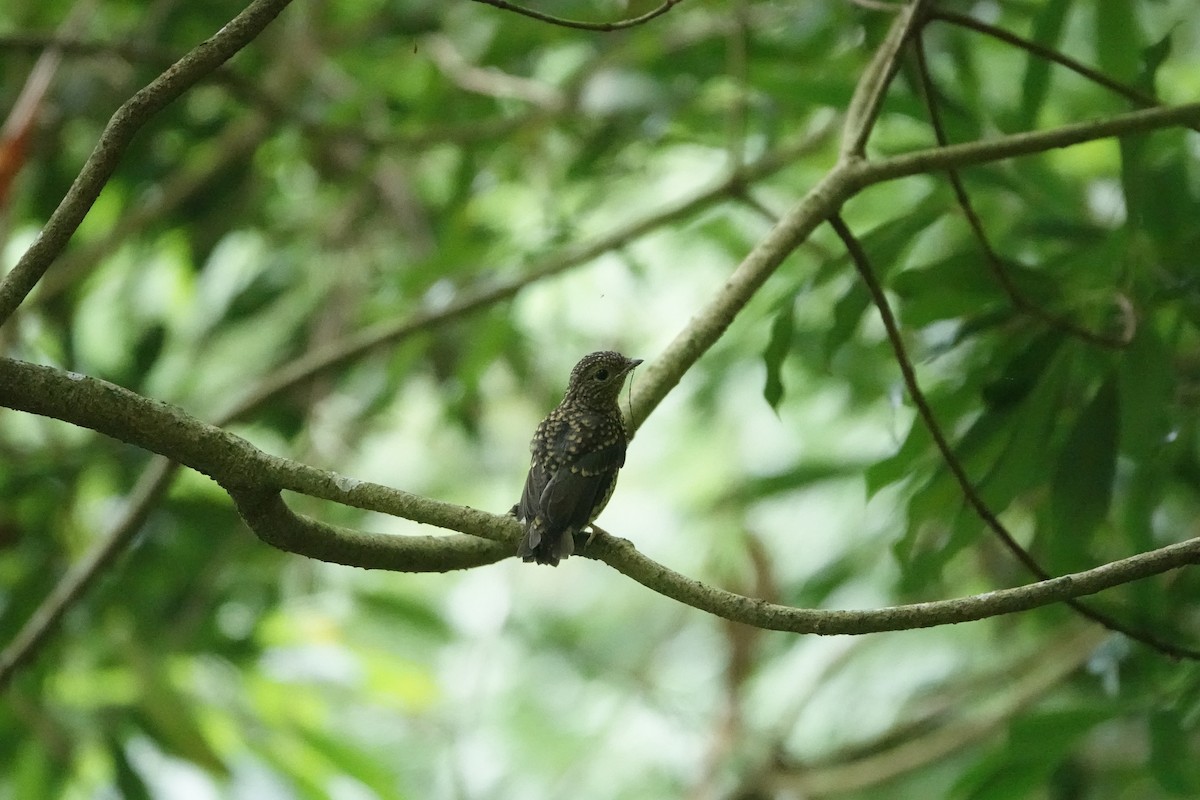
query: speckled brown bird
[{"left": 514, "top": 351, "right": 643, "bottom": 566}]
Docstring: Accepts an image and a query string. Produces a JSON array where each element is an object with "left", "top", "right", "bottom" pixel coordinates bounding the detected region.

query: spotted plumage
[{"left": 513, "top": 351, "right": 643, "bottom": 566}]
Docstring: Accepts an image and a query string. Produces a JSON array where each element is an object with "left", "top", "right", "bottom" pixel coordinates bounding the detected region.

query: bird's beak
[{"left": 623, "top": 358, "right": 644, "bottom": 374}]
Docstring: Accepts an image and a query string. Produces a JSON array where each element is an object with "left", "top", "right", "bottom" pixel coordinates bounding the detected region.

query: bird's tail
[{"left": 517, "top": 521, "right": 573, "bottom": 566}]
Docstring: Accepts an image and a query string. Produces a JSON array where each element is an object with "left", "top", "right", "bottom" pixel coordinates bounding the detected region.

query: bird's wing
[
  {"left": 539, "top": 440, "right": 626, "bottom": 532},
  {"left": 515, "top": 457, "right": 549, "bottom": 528}
]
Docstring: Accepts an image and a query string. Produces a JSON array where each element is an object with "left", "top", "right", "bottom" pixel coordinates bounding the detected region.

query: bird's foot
[{"left": 584, "top": 524, "right": 610, "bottom": 547}]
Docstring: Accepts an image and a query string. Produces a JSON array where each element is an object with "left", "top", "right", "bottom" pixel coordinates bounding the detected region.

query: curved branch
[
  {"left": 229, "top": 487, "right": 510, "bottom": 571},
  {"left": 0, "top": 0, "right": 295, "bottom": 327},
  {"left": 583, "top": 531, "right": 1199, "bottom": 635},
  {"left": 828, "top": 212, "right": 1199, "bottom": 660},
  {"left": 1, "top": 356, "right": 1197, "bottom": 639},
  {"left": 0, "top": 358, "right": 511, "bottom": 543},
  {"left": 467, "top": 0, "right": 684, "bottom": 32}
]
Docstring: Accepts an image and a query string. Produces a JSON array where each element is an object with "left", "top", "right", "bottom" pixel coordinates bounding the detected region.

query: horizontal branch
[
  {"left": 1, "top": 356, "right": 1196, "bottom": 639},
  {"left": 857, "top": 101, "right": 1200, "bottom": 186}
]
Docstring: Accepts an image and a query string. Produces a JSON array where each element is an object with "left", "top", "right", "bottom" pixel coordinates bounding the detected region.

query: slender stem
[
  {"left": 467, "top": 0, "right": 685, "bottom": 32},
  {"left": 0, "top": 0, "right": 295, "bottom": 327}
]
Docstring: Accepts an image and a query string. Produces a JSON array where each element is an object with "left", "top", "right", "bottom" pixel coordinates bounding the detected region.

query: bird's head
[{"left": 564, "top": 350, "right": 643, "bottom": 408}]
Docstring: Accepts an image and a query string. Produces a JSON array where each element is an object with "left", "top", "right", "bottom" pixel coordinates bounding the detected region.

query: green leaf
[
  {"left": 107, "top": 736, "right": 153, "bottom": 800},
  {"left": 1118, "top": 325, "right": 1175, "bottom": 461},
  {"left": 1049, "top": 375, "right": 1119, "bottom": 560},
  {"left": 1149, "top": 709, "right": 1200, "bottom": 795},
  {"left": 762, "top": 297, "right": 796, "bottom": 411},
  {"left": 890, "top": 250, "right": 1007, "bottom": 328},
  {"left": 954, "top": 709, "right": 1110, "bottom": 800},
  {"left": 1095, "top": 0, "right": 1143, "bottom": 84},
  {"left": 1018, "top": 0, "right": 1073, "bottom": 128}
]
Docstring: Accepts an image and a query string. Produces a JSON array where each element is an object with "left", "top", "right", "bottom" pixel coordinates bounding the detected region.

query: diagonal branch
[
  {"left": 0, "top": 358, "right": 511, "bottom": 543},
  {"left": 0, "top": 0, "right": 296, "bottom": 327},
  {"left": 841, "top": 0, "right": 929, "bottom": 158},
  {"left": 221, "top": 128, "right": 834, "bottom": 422},
  {"left": 828, "top": 212, "right": 1200, "bottom": 660}
]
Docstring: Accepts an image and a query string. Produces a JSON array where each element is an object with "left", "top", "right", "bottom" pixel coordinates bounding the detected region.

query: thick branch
[
  {"left": 0, "top": 358, "right": 511, "bottom": 543},
  {"left": 228, "top": 487, "right": 509, "bottom": 571}
]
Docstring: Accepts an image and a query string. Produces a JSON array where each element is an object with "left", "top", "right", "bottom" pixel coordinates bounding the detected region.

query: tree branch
[
  {"left": 856, "top": 101, "right": 1200, "bottom": 186},
  {"left": 0, "top": 358, "right": 510, "bottom": 543},
  {"left": 0, "top": 0, "right": 295, "bottom": 327},
  {"left": 840, "top": 0, "right": 928, "bottom": 159},
  {"left": 467, "top": 0, "right": 684, "bottom": 32},
  {"left": 583, "top": 531, "right": 1199, "bottom": 635},
  {"left": 1, "top": 356, "right": 1196, "bottom": 642},
  {"left": 220, "top": 128, "right": 834, "bottom": 422},
  {"left": 0, "top": 127, "right": 838, "bottom": 689},
  {"left": 630, "top": 100, "right": 1200, "bottom": 428},
  {"left": 228, "top": 487, "right": 510, "bottom": 571}
]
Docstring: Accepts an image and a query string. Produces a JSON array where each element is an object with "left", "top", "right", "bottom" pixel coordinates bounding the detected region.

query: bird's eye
[{"left": 594, "top": 368, "right": 610, "bottom": 381}]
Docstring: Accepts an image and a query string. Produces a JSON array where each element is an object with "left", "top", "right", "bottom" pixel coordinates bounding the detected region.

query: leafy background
[{"left": 2, "top": 0, "right": 1200, "bottom": 798}]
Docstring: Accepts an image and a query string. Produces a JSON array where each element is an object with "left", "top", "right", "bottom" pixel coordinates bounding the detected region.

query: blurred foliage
[{"left": 2, "top": 0, "right": 1200, "bottom": 798}]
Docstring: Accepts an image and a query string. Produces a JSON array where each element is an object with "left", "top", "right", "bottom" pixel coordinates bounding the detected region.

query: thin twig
[
  {"left": 467, "top": 0, "right": 684, "bottom": 32},
  {"left": 930, "top": 9, "right": 1200, "bottom": 135},
  {"left": 828, "top": 211, "right": 1199, "bottom": 660},
  {"left": 911, "top": 30, "right": 1131, "bottom": 348}
]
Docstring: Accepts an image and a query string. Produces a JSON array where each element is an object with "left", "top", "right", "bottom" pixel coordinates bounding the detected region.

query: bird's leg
[{"left": 584, "top": 523, "right": 611, "bottom": 547}]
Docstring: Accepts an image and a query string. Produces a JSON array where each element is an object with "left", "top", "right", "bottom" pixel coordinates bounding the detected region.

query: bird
[{"left": 513, "top": 351, "right": 643, "bottom": 566}]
